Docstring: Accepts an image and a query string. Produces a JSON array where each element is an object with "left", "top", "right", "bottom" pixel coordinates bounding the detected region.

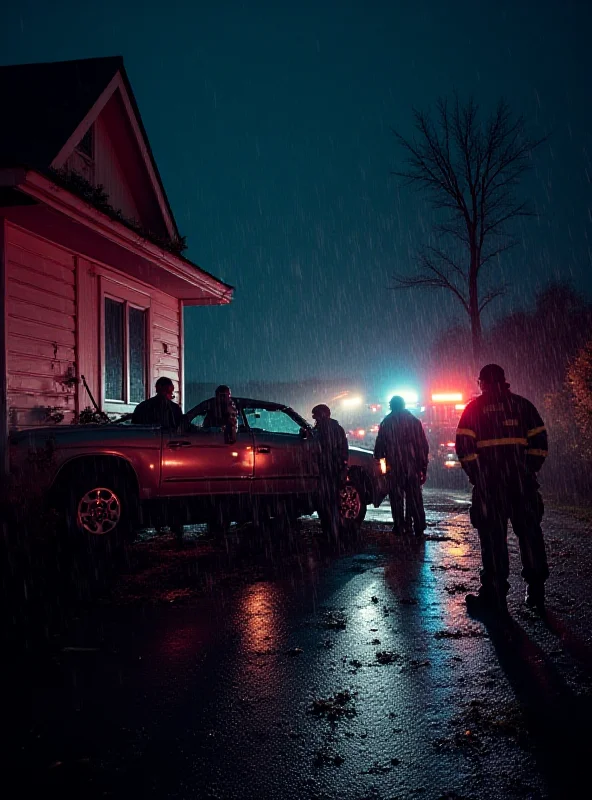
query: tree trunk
[{"left": 469, "top": 263, "right": 481, "bottom": 371}]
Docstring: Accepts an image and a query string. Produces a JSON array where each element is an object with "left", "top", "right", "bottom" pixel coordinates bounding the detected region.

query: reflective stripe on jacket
[{"left": 455, "top": 389, "right": 548, "bottom": 478}]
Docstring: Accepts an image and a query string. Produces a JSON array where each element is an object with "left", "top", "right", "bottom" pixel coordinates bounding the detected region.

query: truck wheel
[
  {"left": 64, "top": 468, "right": 136, "bottom": 551},
  {"left": 340, "top": 480, "right": 367, "bottom": 527}
]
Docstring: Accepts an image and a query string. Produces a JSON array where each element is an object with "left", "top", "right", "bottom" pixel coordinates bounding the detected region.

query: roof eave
[{"left": 0, "top": 167, "right": 234, "bottom": 305}]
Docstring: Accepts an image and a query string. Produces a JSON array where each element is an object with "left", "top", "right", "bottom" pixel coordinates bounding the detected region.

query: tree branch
[
  {"left": 479, "top": 285, "right": 506, "bottom": 312},
  {"left": 390, "top": 94, "right": 541, "bottom": 360}
]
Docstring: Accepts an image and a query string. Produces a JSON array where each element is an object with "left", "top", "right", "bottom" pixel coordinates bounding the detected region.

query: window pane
[
  {"left": 105, "top": 298, "right": 124, "bottom": 401},
  {"left": 129, "top": 307, "right": 147, "bottom": 403},
  {"left": 244, "top": 408, "right": 302, "bottom": 436}
]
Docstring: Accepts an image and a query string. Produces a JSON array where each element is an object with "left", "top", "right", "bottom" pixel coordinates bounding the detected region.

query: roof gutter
[{"left": 0, "top": 167, "right": 234, "bottom": 305}]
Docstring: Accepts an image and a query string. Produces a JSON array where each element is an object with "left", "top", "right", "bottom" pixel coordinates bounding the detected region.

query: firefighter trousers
[
  {"left": 469, "top": 478, "right": 549, "bottom": 597},
  {"left": 387, "top": 473, "right": 426, "bottom": 534}
]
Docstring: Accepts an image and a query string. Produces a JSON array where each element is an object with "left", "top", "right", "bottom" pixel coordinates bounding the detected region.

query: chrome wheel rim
[
  {"left": 77, "top": 487, "right": 121, "bottom": 535},
  {"left": 340, "top": 484, "right": 361, "bottom": 520}
]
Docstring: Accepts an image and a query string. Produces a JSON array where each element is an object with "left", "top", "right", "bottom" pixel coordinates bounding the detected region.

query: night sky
[{"left": 2, "top": 0, "right": 591, "bottom": 392}]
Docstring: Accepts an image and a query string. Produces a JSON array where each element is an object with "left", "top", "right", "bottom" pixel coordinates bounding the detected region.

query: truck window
[{"left": 243, "top": 408, "right": 302, "bottom": 436}]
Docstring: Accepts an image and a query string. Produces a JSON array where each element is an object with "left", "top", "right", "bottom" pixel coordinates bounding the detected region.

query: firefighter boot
[
  {"left": 465, "top": 587, "right": 508, "bottom": 618},
  {"left": 525, "top": 583, "right": 545, "bottom": 612}
]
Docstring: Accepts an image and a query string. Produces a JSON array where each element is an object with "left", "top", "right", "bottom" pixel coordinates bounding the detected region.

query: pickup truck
[{"left": 8, "top": 397, "right": 387, "bottom": 543}]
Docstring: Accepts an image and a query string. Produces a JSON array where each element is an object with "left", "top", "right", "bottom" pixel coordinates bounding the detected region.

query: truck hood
[{"left": 348, "top": 445, "right": 374, "bottom": 456}]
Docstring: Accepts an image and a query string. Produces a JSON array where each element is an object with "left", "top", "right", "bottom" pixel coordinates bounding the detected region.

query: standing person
[
  {"left": 456, "top": 364, "right": 549, "bottom": 616},
  {"left": 203, "top": 385, "right": 238, "bottom": 444},
  {"left": 374, "top": 396, "right": 429, "bottom": 535},
  {"left": 312, "top": 404, "right": 349, "bottom": 538},
  {"left": 131, "top": 377, "right": 183, "bottom": 429},
  {"left": 132, "top": 377, "right": 184, "bottom": 543},
  {"left": 202, "top": 385, "right": 239, "bottom": 536}
]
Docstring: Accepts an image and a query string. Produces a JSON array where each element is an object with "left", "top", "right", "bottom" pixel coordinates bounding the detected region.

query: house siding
[
  {"left": 5, "top": 224, "right": 77, "bottom": 427},
  {"left": 5, "top": 224, "right": 183, "bottom": 430},
  {"left": 76, "top": 257, "right": 182, "bottom": 415},
  {"left": 152, "top": 293, "right": 181, "bottom": 399}
]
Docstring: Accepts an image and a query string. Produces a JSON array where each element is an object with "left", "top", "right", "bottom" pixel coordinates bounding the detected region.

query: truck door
[
  {"left": 242, "top": 405, "right": 317, "bottom": 495},
  {"left": 159, "top": 409, "right": 254, "bottom": 496}
]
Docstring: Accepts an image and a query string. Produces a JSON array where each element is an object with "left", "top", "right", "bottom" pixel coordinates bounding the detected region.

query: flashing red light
[
  {"left": 357, "top": 429, "right": 366, "bottom": 437},
  {"left": 446, "top": 442, "right": 455, "bottom": 448},
  {"left": 432, "top": 392, "right": 463, "bottom": 403},
  {"left": 370, "top": 424, "right": 379, "bottom": 433}
]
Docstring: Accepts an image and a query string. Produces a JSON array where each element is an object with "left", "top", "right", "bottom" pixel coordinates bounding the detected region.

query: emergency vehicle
[
  {"left": 421, "top": 391, "right": 471, "bottom": 474},
  {"left": 340, "top": 386, "right": 475, "bottom": 477}
]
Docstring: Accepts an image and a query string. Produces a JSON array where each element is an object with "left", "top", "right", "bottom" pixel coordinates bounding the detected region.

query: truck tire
[
  {"left": 340, "top": 477, "right": 367, "bottom": 528},
  {"left": 64, "top": 464, "right": 137, "bottom": 551}
]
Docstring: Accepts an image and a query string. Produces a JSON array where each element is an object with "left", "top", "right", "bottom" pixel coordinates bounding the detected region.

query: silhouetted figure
[
  {"left": 456, "top": 364, "right": 549, "bottom": 616},
  {"left": 374, "top": 395, "right": 429, "bottom": 535},
  {"left": 312, "top": 404, "right": 348, "bottom": 539},
  {"left": 202, "top": 385, "right": 238, "bottom": 444},
  {"left": 131, "top": 376, "right": 183, "bottom": 429},
  {"left": 132, "top": 377, "right": 184, "bottom": 542}
]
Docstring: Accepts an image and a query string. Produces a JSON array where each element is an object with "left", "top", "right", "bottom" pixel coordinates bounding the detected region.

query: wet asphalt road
[{"left": 4, "top": 488, "right": 592, "bottom": 799}]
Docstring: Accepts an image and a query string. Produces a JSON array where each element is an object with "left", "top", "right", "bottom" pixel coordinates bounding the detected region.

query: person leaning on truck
[
  {"left": 131, "top": 377, "right": 183, "bottom": 429},
  {"left": 312, "top": 404, "right": 349, "bottom": 539},
  {"left": 202, "top": 384, "right": 238, "bottom": 444},
  {"left": 132, "top": 377, "right": 185, "bottom": 543}
]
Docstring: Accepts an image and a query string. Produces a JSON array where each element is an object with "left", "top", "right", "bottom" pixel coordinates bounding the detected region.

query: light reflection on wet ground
[{"left": 4, "top": 488, "right": 592, "bottom": 799}]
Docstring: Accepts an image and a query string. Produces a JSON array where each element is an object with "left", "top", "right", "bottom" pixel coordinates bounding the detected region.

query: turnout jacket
[
  {"left": 374, "top": 409, "right": 429, "bottom": 477},
  {"left": 455, "top": 389, "right": 548, "bottom": 483}
]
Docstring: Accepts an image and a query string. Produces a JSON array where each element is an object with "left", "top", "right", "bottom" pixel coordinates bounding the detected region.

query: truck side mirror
[{"left": 299, "top": 427, "right": 311, "bottom": 440}]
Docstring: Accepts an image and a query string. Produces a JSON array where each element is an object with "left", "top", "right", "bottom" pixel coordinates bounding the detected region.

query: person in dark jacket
[
  {"left": 456, "top": 364, "right": 549, "bottom": 616},
  {"left": 312, "top": 404, "right": 348, "bottom": 538},
  {"left": 374, "top": 396, "right": 429, "bottom": 535},
  {"left": 131, "top": 377, "right": 183, "bottom": 429},
  {"left": 132, "top": 377, "right": 184, "bottom": 542},
  {"left": 202, "top": 385, "right": 238, "bottom": 444}
]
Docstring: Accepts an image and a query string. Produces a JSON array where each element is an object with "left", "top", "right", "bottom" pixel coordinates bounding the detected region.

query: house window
[
  {"left": 104, "top": 295, "right": 148, "bottom": 405},
  {"left": 105, "top": 298, "right": 125, "bottom": 401},
  {"left": 129, "top": 306, "right": 147, "bottom": 403}
]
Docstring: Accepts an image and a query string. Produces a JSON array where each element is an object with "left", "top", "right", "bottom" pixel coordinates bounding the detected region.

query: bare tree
[{"left": 392, "top": 97, "right": 542, "bottom": 365}]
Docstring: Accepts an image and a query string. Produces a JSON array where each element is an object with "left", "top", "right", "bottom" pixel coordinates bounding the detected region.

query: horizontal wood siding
[
  {"left": 80, "top": 260, "right": 182, "bottom": 412},
  {"left": 6, "top": 225, "right": 77, "bottom": 427},
  {"left": 152, "top": 294, "right": 181, "bottom": 404},
  {"left": 3, "top": 224, "right": 183, "bottom": 428}
]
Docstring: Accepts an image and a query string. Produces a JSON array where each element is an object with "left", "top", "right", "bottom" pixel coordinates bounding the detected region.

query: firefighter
[
  {"left": 312, "top": 404, "right": 348, "bottom": 538},
  {"left": 456, "top": 364, "right": 549, "bottom": 616},
  {"left": 374, "top": 396, "right": 429, "bottom": 535}
]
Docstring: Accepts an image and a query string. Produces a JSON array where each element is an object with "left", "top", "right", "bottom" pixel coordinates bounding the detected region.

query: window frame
[{"left": 100, "top": 277, "right": 152, "bottom": 413}]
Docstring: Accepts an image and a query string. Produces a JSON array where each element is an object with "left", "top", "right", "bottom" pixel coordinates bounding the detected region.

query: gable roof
[{"left": 0, "top": 56, "right": 179, "bottom": 240}]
